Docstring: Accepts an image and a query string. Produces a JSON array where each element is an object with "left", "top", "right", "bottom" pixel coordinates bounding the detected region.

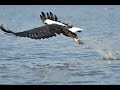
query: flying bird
[{"left": 0, "top": 12, "right": 83, "bottom": 44}]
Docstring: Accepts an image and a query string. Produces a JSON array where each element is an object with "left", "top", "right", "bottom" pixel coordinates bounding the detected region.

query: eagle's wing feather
[
  {"left": 40, "top": 12, "right": 59, "bottom": 24},
  {"left": 0, "top": 24, "right": 64, "bottom": 39}
]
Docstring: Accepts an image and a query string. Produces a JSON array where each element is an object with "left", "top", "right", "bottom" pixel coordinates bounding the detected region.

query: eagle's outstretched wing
[
  {"left": 40, "top": 12, "right": 72, "bottom": 27},
  {"left": 0, "top": 24, "right": 67, "bottom": 39}
]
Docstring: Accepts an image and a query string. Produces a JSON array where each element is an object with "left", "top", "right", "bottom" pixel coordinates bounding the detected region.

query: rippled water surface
[{"left": 0, "top": 5, "right": 120, "bottom": 85}]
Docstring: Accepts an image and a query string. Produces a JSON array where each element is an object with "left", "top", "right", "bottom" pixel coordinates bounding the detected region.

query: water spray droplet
[{"left": 81, "top": 37, "right": 120, "bottom": 60}]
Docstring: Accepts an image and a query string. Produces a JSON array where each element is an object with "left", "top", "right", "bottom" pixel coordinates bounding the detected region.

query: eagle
[{"left": 0, "top": 12, "right": 83, "bottom": 44}]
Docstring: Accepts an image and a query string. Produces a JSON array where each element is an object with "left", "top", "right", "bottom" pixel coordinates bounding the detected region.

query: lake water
[{"left": 0, "top": 5, "right": 120, "bottom": 85}]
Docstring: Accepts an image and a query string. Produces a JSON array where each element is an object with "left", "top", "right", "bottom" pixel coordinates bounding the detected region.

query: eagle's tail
[{"left": 0, "top": 24, "right": 15, "bottom": 35}]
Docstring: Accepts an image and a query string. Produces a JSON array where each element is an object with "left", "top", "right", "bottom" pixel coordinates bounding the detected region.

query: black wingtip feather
[
  {"left": 40, "top": 15, "right": 44, "bottom": 23},
  {"left": 40, "top": 12, "right": 59, "bottom": 22},
  {"left": 46, "top": 12, "right": 50, "bottom": 19},
  {"left": 49, "top": 12, "right": 54, "bottom": 21},
  {"left": 54, "top": 15, "right": 58, "bottom": 21},
  {"left": 0, "top": 24, "right": 15, "bottom": 34},
  {"left": 41, "top": 12, "right": 46, "bottom": 20}
]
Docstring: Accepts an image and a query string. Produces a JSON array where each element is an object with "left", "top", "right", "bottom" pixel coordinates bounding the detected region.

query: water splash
[{"left": 81, "top": 37, "right": 120, "bottom": 60}]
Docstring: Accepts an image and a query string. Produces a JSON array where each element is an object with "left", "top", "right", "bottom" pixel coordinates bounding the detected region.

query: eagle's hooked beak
[{"left": 74, "top": 38, "right": 83, "bottom": 45}]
